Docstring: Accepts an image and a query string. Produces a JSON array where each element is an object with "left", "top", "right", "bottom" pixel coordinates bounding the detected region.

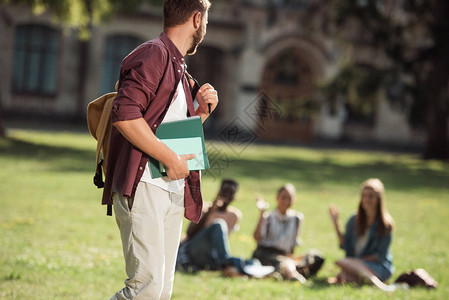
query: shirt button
[
  {"left": 181, "top": 58, "right": 185, "bottom": 62},
  {"left": 173, "top": 57, "right": 176, "bottom": 60},
  {"left": 178, "top": 69, "right": 181, "bottom": 73},
  {"left": 139, "top": 167, "right": 143, "bottom": 171},
  {"left": 153, "top": 124, "right": 157, "bottom": 127}
]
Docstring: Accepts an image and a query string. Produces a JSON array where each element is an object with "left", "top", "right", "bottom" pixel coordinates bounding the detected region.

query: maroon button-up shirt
[{"left": 102, "top": 33, "right": 203, "bottom": 223}]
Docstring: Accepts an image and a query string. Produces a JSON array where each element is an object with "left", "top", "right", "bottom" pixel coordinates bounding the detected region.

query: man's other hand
[{"left": 165, "top": 154, "right": 196, "bottom": 180}]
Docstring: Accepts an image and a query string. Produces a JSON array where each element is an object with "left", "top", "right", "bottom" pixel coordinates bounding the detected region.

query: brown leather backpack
[{"left": 87, "top": 91, "right": 116, "bottom": 188}]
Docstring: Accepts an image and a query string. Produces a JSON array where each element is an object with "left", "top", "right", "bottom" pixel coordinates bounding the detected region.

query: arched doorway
[{"left": 258, "top": 47, "right": 316, "bottom": 142}]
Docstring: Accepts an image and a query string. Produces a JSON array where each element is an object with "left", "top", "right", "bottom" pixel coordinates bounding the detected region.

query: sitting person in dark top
[{"left": 176, "top": 179, "right": 242, "bottom": 273}]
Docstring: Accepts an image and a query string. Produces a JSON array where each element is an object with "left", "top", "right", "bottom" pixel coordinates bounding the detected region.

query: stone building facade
[{"left": 0, "top": 0, "right": 426, "bottom": 145}]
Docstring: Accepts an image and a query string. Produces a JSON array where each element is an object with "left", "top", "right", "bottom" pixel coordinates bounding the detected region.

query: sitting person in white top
[{"left": 252, "top": 183, "right": 324, "bottom": 282}]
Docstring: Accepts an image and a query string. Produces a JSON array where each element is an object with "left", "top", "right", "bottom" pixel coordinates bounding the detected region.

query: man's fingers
[
  {"left": 199, "top": 83, "right": 213, "bottom": 93},
  {"left": 180, "top": 154, "right": 196, "bottom": 161},
  {"left": 200, "top": 89, "right": 217, "bottom": 98}
]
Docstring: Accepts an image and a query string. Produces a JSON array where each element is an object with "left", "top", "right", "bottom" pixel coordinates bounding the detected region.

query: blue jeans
[
  {"left": 363, "top": 260, "right": 392, "bottom": 282},
  {"left": 186, "top": 219, "right": 231, "bottom": 270}
]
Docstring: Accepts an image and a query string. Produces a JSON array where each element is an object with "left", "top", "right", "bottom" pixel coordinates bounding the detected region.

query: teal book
[{"left": 149, "top": 116, "right": 209, "bottom": 178}]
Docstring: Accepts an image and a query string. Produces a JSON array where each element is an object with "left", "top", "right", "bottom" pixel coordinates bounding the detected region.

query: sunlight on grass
[{"left": 0, "top": 129, "right": 448, "bottom": 299}]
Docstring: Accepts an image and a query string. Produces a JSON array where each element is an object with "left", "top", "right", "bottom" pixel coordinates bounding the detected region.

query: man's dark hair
[{"left": 163, "top": 0, "right": 211, "bottom": 29}]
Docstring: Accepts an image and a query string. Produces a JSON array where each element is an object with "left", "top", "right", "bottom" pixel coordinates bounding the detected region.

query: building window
[
  {"left": 263, "top": 48, "right": 313, "bottom": 94},
  {"left": 12, "top": 24, "right": 60, "bottom": 96},
  {"left": 101, "top": 35, "right": 142, "bottom": 94}
]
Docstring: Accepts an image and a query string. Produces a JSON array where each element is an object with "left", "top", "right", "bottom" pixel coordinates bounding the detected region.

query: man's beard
[{"left": 187, "top": 25, "right": 204, "bottom": 55}]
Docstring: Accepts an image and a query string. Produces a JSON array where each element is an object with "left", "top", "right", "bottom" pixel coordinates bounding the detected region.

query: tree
[
  {"left": 0, "top": 82, "right": 5, "bottom": 137},
  {"left": 326, "top": 0, "right": 449, "bottom": 159}
]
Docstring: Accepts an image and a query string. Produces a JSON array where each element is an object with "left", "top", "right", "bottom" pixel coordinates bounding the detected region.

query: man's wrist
[
  {"left": 195, "top": 111, "right": 208, "bottom": 122},
  {"left": 164, "top": 153, "right": 180, "bottom": 169},
  {"left": 157, "top": 143, "right": 180, "bottom": 169}
]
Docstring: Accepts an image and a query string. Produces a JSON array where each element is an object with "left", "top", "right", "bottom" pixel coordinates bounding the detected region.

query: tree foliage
[
  {"left": 0, "top": 0, "right": 161, "bottom": 38},
  {"left": 321, "top": 63, "right": 384, "bottom": 119},
  {"left": 325, "top": 0, "right": 449, "bottom": 159}
]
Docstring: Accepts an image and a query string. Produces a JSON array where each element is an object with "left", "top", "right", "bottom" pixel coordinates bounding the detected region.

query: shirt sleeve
[
  {"left": 259, "top": 214, "right": 269, "bottom": 241},
  {"left": 343, "top": 215, "right": 356, "bottom": 254},
  {"left": 295, "top": 213, "right": 304, "bottom": 246},
  {"left": 112, "top": 44, "right": 168, "bottom": 123}
]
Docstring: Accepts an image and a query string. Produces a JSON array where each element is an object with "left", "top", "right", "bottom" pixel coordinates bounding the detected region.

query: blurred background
[
  {"left": 1, "top": 1, "right": 448, "bottom": 299},
  {"left": 0, "top": 0, "right": 448, "bottom": 159}
]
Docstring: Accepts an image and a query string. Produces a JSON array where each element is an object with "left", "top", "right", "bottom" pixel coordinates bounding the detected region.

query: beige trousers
[{"left": 111, "top": 182, "right": 184, "bottom": 300}]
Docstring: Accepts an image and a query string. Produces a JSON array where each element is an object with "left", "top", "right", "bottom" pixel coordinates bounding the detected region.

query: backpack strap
[
  {"left": 107, "top": 204, "right": 112, "bottom": 216},
  {"left": 93, "top": 158, "right": 104, "bottom": 188},
  {"left": 93, "top": 94, "right": 115, "bottom": 188},
  {"left": 185, "top": 72, "right": 200, "bottom": 99},
  {"left": 99, "top": 96, "right": 114, "bottom": 216}
]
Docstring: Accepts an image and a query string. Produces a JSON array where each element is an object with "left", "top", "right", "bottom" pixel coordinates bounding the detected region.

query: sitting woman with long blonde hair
[{"left": 329, "top": 178, "right": 396, "bottom": 291}]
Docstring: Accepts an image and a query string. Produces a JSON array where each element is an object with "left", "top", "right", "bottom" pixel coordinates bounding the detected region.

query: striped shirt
[{"left": 258, "top": 209, "right": 304, "bottom": 254}]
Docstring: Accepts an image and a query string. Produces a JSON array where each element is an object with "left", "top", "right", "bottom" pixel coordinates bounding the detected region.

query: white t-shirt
[
  {"left": 259, "top": 209, "right": 304, "bottom": 254},
  {"left": 140, "top": 79, "right": 187, "bottom": 193}
]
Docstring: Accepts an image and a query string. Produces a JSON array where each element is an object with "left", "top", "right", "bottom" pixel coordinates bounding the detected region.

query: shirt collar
[
  {"left": 274, "top": 209, "right": 292, "bottom": 221},
  {"left": 159, "top": 32, "right": 185, "bottom": 64}
]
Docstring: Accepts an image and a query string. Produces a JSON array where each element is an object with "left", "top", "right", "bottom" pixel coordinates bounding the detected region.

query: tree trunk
[
  {"left": 423, "top": 61, "right": 449, "bottom": 160},
  {"left": 0, "top": 70, "right": 5, "bottom": 137},
  {"left": 423, "top": 53, "right": 449, "bottom": 160},
  {"left": 423, "top": 0, "right": 449, "bottom": 160},
  {"left": 0, "top": 107, "right": 5, "bottom": 138},
  {"left": 424, "top": 98, "right": 449, "bottom": 159}
]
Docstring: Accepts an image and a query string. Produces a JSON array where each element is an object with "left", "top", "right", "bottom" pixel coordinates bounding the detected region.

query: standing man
[{"left": 103, "top": 1, "right": 216, "bottom": 299}]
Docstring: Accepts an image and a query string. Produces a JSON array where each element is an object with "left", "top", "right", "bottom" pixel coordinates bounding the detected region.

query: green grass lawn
[{"left": 0, "top": 128, "right": 448, "bottom": 300}]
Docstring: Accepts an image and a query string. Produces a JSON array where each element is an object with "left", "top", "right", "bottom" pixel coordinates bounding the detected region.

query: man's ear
[{"left": 192, "top": 11, "right": 202, "bottom": 30}]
